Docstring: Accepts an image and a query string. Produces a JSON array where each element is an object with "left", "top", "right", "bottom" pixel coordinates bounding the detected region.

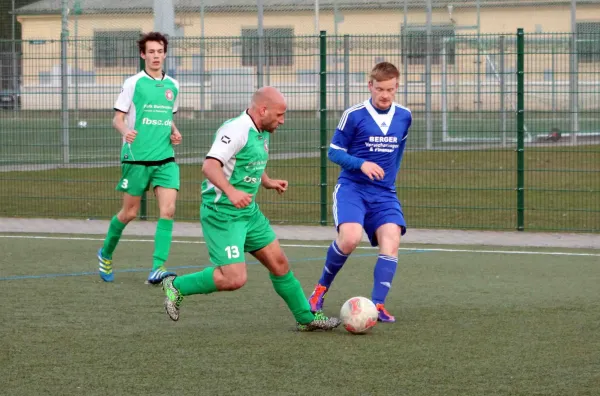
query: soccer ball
[
  {"left": 340, "top": 296, "right": 379, "bottom": 334},
  {"left": 77, "top": 120, "right": 88, "bottom": 128}
]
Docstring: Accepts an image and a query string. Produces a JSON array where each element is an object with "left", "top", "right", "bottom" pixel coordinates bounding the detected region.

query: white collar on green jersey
[{"left": 143, "top": 69, "right": 166, "bottom": 81}]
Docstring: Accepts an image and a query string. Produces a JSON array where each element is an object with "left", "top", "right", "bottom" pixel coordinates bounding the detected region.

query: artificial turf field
[
  {"left": 1, "top": 233, "right": 599, "bottom": 395},
  {"left": 2, "top": 110, "right": 599, "bottom": 165},
  {"left": 2, "top": 108, "right": 599, "bottom": 232}
]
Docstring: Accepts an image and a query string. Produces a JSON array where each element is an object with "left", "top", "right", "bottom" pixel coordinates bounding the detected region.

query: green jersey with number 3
[
  {"left": 201, "top": 111, "right": 270, "bottom": 215},
  {"left": 114, "top": 71, "right": 179, "bottom": 163}
]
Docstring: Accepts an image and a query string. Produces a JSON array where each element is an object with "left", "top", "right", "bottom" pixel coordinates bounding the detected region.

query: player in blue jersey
[{"left": 308, "top": 62, "right": 412, "bottom": 323}]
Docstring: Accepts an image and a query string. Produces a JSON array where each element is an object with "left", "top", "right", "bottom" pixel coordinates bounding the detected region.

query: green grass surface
[
  {"left": 2, "top": 110, "right": 599, "bottom": 164},
  {"left": 1, "top": 144, "right": 598, "bottom": 231},
  {"left": 2, "top": 234, "right": 599, "bottom": 395},
  {"left": 0, "top": 110, "right": 598, "bottom": 231},
  {"left": 0, "top": 111, "right": 327, "bottom": 164}
]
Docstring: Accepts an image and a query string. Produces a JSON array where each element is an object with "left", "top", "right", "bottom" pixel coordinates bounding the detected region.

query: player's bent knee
[
  {"left": 214, "top": 264, "right": 247, "bottom": 291},
  {"left": 379, "top": 243, "right": 399, "bottom": 257},
  {"left": 337, "top": 223, "right": 363, "bottom": 254},
  {"left": 268, "top": 254, "right": 290, "bottom": 277},
  {"left": 225, "top": 276, "right": 247, "bottom": 291},
  {"left": 118, "top": 194, "right": 141, "bottom": 223},
  {"left": 118, "top": 207, "right": 138, "bottom": 223},
  {"left": 155, "top": 187, "right": 178, "bottom": 219},
  {"left": 251, "top": 240, "right": 291, "bottom": 276},
  {"left": 337, "top": 234, "right": 362, "bottom": 254},
  {"left": 377, "top": 226, "right": 402, "bottom": 256},
  {"left": 159, "top": 203, "right": 176, "bottom": 219},
  {"left": 382, "top": 233, "right": 400, "bottom": 248}
]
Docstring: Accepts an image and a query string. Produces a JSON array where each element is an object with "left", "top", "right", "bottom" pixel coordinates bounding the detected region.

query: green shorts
[
  {"left": 200, "top": 204, "right": 277, "bottom": 266},
  {"left": 116, "top": 161, "right": 180, "bottom": 197}
]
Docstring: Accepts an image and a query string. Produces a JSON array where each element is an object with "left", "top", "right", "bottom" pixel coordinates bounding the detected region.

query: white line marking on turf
[{"left": 0, "top": 234, "right": 598, "bottom": 257}]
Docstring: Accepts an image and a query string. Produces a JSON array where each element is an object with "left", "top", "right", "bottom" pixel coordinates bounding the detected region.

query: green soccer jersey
[
  {"left": 201, "top": 111, "right": 270, "bottom": 215},
  {"left": 114, "top": 71, "right": 179, "bottom": 162}
]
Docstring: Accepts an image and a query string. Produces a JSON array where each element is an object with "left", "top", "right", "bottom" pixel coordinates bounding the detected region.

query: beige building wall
[
  {"left": 19, "top": 5, "right": 600, "bottom": 41},
  {"left": 16, "top": 5, "right": 600, "bottom": 111}
]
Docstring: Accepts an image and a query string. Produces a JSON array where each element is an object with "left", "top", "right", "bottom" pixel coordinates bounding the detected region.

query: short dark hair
[
  {"left": 370, "top": 62, "right": 400, "bottom": 82},
  {"left": 138, "top": 31, "right": 169, "bottom": 54}
]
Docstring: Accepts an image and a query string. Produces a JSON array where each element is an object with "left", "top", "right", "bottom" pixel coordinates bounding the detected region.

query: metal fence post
[
  {"left": 441, "top": 43, "right": 447, "bottom": 140},
  {"left": 569, "top": 0, "right": 579, "bottom": 144},
  {"left": 403, "top": 0, "right": 408, "bottom": 107},
  {"left": 257, "top": 0, "right": 265, "bottom": 88},
  {"left": 343, "top": 34, "right": 349, "bottom": 111},
  {"left": 516, "top": 28, "right": 525, "bottom": 231},
  {"left": 551, "top": 39, "right": 556, "bottom": 121},
  {"left": 425, "top": 0, "right": 433, "bottom": 150},
  {"left": 319, "top": 30, "right": 328, "bottom": 226},
  {"left": 11, "top": 0, "right": 18, "bottom": 113},
  {"left": 60, "top": 0, "right": 69, "bottom": 164},
  {"left": 200, "top": 0, "right": 206, "bottom": 120},
  {"left": 499, "top": 35, "right": 506, "bottom": 148}
]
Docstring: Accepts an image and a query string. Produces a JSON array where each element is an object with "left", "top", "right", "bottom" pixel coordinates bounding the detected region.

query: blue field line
[{"left": 0, "top": 250, "right": 428, "bottom": 282}]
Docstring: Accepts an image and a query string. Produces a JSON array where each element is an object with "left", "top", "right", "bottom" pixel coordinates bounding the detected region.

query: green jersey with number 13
[{"left": 201, "top": 111, "right": 270, "bottom": 216}]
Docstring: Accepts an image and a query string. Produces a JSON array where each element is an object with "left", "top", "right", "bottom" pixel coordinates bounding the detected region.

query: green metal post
[
  {"left": 516, "top": 28, "right": 525, "bottom": 231},
  {"left": 139, "top": 55, "right": 148, "bottom": 221},
  {"left": 60, "top": 0, "right": 69, "bottom": 164},
  {"left": 319, "top": 30, "right": 328, "bottom": 226},
  {"left": 73, "top": 1, "right": 81, "bottom": 121}
]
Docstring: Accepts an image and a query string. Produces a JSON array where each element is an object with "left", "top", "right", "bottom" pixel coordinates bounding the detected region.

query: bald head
[
  {"left": 250, "top": 86, "right": 286, "bottom": 109},
  {"left": 248, "top": 86, "right": 287, "bottom": 133}
]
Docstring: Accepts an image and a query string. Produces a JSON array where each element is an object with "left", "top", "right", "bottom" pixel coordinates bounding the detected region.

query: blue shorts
[{"left": 332, "top": 182, "right": 407, "bottom": 247}]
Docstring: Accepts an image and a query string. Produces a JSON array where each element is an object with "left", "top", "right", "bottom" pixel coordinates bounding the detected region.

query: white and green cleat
[
  {"left": 162, "top": 276, "right": 184, "bottom": 321},
  {"left": 296, "top": 311, "right": 342, "bottom": 332}
]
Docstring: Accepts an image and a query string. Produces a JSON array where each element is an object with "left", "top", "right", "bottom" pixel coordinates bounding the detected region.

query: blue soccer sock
[
  {"left": 371, "top": 254, "right": 398, "bottom": 305},
  {"left": 317, "top": 241, "right": 349, "bottom": 288}
]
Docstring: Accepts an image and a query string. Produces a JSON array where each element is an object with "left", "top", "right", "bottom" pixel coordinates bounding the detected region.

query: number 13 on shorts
[{"left": 225, "top": 245, "right": 240, "bottom": 259}]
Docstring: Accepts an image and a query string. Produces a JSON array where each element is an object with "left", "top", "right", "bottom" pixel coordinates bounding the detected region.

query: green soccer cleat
[
  {"left": 296, "top": 311, "right": 342, "bottom": 332},
  {"left": 162, "top": 276, "right": 183, "bottom": 321}
]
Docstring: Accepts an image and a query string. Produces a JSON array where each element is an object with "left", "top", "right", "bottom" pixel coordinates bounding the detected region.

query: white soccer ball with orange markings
[{"left": 340, "top": 296, "right": 379, "bottom": 334}]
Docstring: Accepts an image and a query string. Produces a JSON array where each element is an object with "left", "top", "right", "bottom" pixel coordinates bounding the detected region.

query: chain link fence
[
  {"left": 1, "top": 0, "right": 593, "bottom": 111},
  {"left": 0, "top": 0, "right": 598, "bottom": 232}
]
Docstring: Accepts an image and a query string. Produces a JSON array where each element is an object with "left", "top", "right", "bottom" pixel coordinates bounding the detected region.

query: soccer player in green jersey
[
  {"left": 97, "top": 32, "right": 182, "bottom": 284},
  {"left": 160, "top": 86, "right": 341, "bottom": 331}
]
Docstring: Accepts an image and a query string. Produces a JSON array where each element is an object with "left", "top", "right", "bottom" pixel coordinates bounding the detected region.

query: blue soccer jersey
[{"left": 330, "top": 99, "right": 412, "bottom": 190}]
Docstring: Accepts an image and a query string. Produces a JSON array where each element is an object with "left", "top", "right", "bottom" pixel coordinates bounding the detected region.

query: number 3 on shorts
[
  {"left": 225, "top": 245, "right": 240, "bottom": 259},
  {"left": 121, "top": 179, "right": 128, "bottom": 189}
]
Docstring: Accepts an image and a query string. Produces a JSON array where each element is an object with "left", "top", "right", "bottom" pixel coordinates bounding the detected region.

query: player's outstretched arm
[
  {"left": 202, "top": 158, "right": 252, "bottom": 208},
  {"left": 261, "top": 171, "right": 288, "bottom": 194},
  {"left": 112, "top": 111, "right": 137, "bottom": 143}
]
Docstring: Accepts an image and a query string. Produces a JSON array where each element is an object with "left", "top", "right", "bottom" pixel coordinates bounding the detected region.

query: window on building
[
  {"left": 241, "top": 28, "right": 294, "bottom": 67},
  {"left": 94, "top": 30, "right": 141, "bottom": 68},
  {"left": 401, "top": 25, "right": 455, "bottom": 65},
  {"left": 576, "top": 22, "right": 600, "bottom": 63}
]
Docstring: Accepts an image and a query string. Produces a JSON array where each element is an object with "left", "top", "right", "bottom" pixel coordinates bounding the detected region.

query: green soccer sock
[
  {"left": 152, "top": 218, "right": 174, "bottom": 270},
  {"left": 173, "top": 266, "right": 218, "bottom": 296},
  {"left": 101, "top": 215, "right": 127, "bottom": 259},
  {"left": 270, "top": 271, "right": 315, "bottom": 325}
]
